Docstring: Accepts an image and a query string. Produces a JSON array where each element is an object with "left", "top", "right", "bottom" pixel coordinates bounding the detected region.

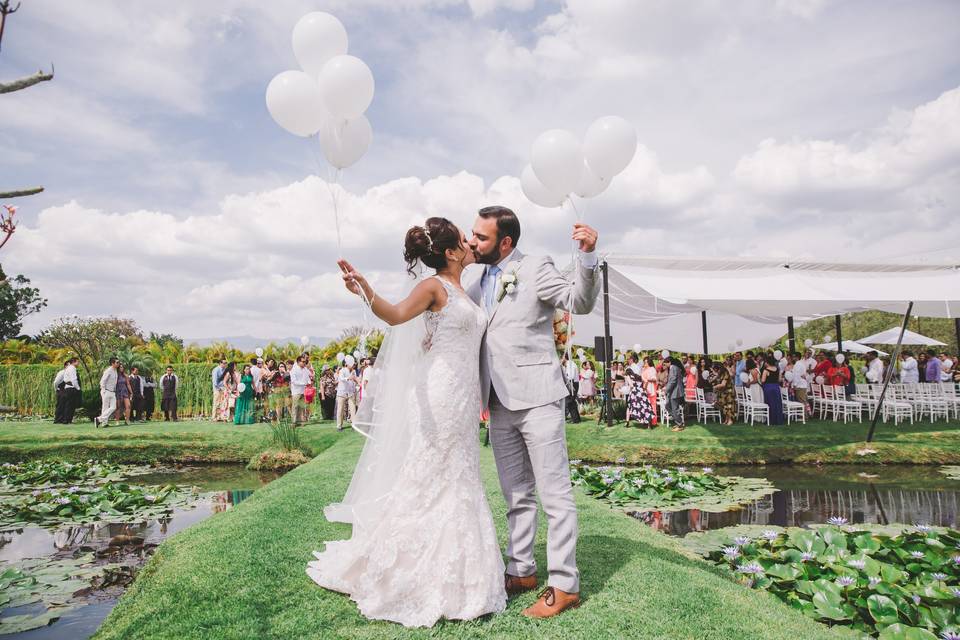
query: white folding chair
[
  {"left": 940, "top": 383, "right": 960, "bottom": 419},
  {"left": 781, "top": 388, "right": 806, "bottom": 425},
  {"left": 746, "top": 385, "right": 769, "bottom": 426},
  {"left": 695, "top": 387, "right": 721, "bottom": 423},
  {"left": 832, "top": 386, "right": 863, "bottom": 423},
  {"left": 657, "top": 390, "right": 670, "bottom": 427}
]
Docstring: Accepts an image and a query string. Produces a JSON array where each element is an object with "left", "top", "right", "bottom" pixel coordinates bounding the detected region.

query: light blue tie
[{"left": 484, "top": 264, "right": 500, "bottom": 312}]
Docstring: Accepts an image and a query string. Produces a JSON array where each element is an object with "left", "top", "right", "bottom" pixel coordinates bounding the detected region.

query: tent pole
[
  {"left": 602, "top": 260, "right": 613, "bottom": 427},
  {"left": 865, "top": 301, "right": 913, "bottom": 443},
  {"left": 835, "top": 314, "right": 843, "bottom": 352},
  {"left": 701, "top": 311, "right": 709, "bottom": 355},
  {"left": 787, "top": 316, "right": 796, "bottom": 353}
]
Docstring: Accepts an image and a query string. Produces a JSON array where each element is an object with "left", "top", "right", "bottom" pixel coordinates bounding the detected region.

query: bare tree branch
[
  {"left": 0, "top": 187, "right": 43, "bottom": 198},
  {"left": 0, "top": 1, "right": 21, "bottom": 53},
  {"left": 0, "top": 67, "right": 53, "bottom": 94}
]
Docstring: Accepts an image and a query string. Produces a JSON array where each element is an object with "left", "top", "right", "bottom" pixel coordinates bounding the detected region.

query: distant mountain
[{"left": 183, "top": 336, "right": 333, "bottom": 351}]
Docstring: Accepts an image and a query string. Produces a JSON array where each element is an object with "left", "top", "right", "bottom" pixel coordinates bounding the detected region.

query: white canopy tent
[
  {"left": 856, "top": 327, "right": 947, "bottom": 346},
  {"left": 572, "top": 255, "right": 960, "bottom": 354},
  {"left": 810, "top": 340, "right": 888, "bottom": 356}
]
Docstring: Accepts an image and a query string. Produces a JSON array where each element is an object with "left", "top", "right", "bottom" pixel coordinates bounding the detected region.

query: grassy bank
[
  {"left": 0, "top": 419, "right": 343, "bottom": 464},
  {"left": 566, "top": 417, "right": 960, "bottom": 465},
  {"left": 94, "top": 434, "right": 849, "bottom": 640}
]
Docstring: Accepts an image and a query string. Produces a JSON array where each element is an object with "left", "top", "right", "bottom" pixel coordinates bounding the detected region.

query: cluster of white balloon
[
  {"left": 265, "top": 12, "right": 375, "bottom": 172},
  {"left": 521, "top": 116, "right": 637, "bottom": 209},
  {"left": 335, "top": 349, "right": 365, "bottom": 368}
]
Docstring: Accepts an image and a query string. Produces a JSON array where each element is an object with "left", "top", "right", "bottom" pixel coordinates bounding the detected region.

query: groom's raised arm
[{"left": 534, "top": 254, "right": 601, "bottom": 314}]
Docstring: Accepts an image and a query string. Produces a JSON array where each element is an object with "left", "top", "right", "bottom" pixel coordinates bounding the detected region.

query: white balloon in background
[
  {"left": 319, "top": 115, "right": 372, "bottom": 169},
  {"left": 520, "top": 165, "right": 566, "bottom": 208},
  {"left": 583, "top": 116, "right": 638, "bottom": 179},
  {"left": 531, "top": 129, "right": 583, "bottom": 194},
  {"left": 301, "top": 336, "right": 310, "bottom": 346},
  {"left": 576, "top": 348, "right": 585, "bottom": 357},
  {"left": 344, "top": 355, "right": 356, "bottom": 367},
  {"left": 727, "top": 343, "right": 735, "bottom": 352},
  {"left": 824, "top": 335, "right": 832, "bottom": 343},
  {"left": 255, "top": 348, "right": 264, "bottom": 358},
  {"left": 773, "top": 350, "right": 783, "bottom": 361},
  {"left": 292, "top": 12, "right": 348, "bottom": 77},
  {"left": 633, "top": 344, "right": 642, "bottom": 352},
  {"left": 574, "top": 160, "right": 609, "bottom": 199},
  {"left": 836, "top": 353, "right": 846, "bottom": 364},
  {"left": 353, "top": 350, "right": 362, "bottom": 360},
  {"left": 804, "top": 339, "right": 814, "bottom": 348},
  {"left": 336, "top": 352, "right": 345, "bottom": 363},
  {"left": 319, "top": 55, "right": 375, "bottom": 120},
  {"left": 237, "top": 382, "right": 246, "bottom": 393},
  {"left": 265, "top": 71, "right": 326, "bottom": 137},
  {"left": 815, "top": 375, "right": 825, "bottom": 384},
  {"left": 701, "top": 371, "right": 710, "bottom": 381},
  {"left": 579, "top": 353, "right": 587, "bottom": 361},
  {"left": 736, "top": 339, "right": 743, "bottom": 346},
  {"left": 661, "top": 349, "right": 670, "bottom": 359}
]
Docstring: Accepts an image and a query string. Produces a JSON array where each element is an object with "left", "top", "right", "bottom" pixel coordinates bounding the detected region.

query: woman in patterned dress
[
  {"left": 711, "top": 362, "right": 736, "bottom": 425},
  {"left": 624, "top": 368, "right": 655, "bottom": 428},
  {"left": 641, "top": 356, "right": 659, "bottom": 426}
]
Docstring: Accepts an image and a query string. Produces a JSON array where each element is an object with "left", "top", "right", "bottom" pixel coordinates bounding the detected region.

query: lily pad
[{"left": 940, "top": 466, "right": 960, "bottom": 481}]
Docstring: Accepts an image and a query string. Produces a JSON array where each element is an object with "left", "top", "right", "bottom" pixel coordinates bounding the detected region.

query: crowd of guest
[{"left": 566, "top": 347, "right": 959, "bottom": 431}]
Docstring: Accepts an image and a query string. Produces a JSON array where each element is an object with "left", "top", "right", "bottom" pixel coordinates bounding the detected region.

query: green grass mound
[
  {"left": 94, "top": 435, "right": 850, "bottom": 640},
  {"left": 247, "top": 448, "right": 312, "bottom": 471}
]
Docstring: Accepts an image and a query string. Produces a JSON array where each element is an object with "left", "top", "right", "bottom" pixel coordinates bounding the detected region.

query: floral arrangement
[{"left": 554, "top": 309, "right": 572, "bottom": 351}]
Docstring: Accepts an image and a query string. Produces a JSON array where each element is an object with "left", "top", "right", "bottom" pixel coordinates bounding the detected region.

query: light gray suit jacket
[{"left": 465, "top": 250, "right": 601, "bottom": 412}]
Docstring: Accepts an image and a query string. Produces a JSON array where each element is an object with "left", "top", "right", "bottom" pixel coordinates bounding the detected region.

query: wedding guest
[
  {"left": 842, "top": 358, "right": 857, "bottom": 397},
  {"left": 160, "top": 366, "right": 179, "bottom": 421},
  {"left": 578, "top": 361, "right": 596, "bottom": 405},
  {"left": 53, "top": 359, "right": 76, "bottom": 424},
  {"left": 219, "top": 362, "right": 238, "bottom": 421},
  {"left": 335, "top": 363, "right": 359, "bottom": 431},
  {"left": 129, "top": 366, "right": 144, "bottom": 422},
  {"left": 759, "top": 353, "right": 785, "bottom": 425},
  {"left": 900, "top": 351, "right": 919, "bottom": 384},
  {"left": 360, "top": 358, "right": 375, "bottom": 402},
  {"left": 624, "top": 369, "right": 654, "bottom": 428},
  {"left": 290, "top": 355, "right": 312, "bottom": 425},
  {"left": 711, "top": 362, "right": 735, "bottom": 426},
  {"left": 115, "top": 364, "right": 132, "bottom": 425},
  {"left": 211, "top": 359, "right": 226, "bottom": 421},
  {"left": 664, "top": 356, "right": 685, "bottom": 431},
  {"left": 94, "top": 357, "right": 120, "bottom": 428},
  {"left": 792, "top": 350, "right": 813, "bottom": 411},
  {"left": 626, "top": 354, "right": 641, "bottom": 377},
  {"left": 318, "top": 364, "right": 337, "bottom": 421},
  {"left": 865, "top": 351, "right": 884, "bottom": 384},
  {"left": 734, "top": 351, "right": 746, "bottom": 388},
  {"left": 269, "top": 361, "right": 291, "bottom": 421},
  {"left": 641, "top": 356, "right": 659, "bottom": 426},
  {"left": 143, "top": 373, "right": 156, "bottom": 421},
  {"left": 918, "top": 351, "right": 928, "bottom": 382},
  {"left": 925, "top": 349, "right": 942, "bottom": 385},
  {"left": 827, "top": 356, "right": 851, "bottom": 388},
  {"left": 561, "top": 354, "right": 580, "bottom": 423},
  {"left": 939, "top": 352, "right": 953, "bottom": 383},
  {"left": 812, "top": 352, "right": 832, "bottom": 384},
  {"left": 685, "top": 357, "right": 699, "bottom": 402},
  {"left": 235, "top": 364, "right": 255, "bottom": 425},
  {"left": 611, "top": 362, "right": 626, "bottom": 399}
]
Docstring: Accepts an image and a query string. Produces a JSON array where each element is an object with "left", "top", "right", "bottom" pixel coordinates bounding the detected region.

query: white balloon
[
  {"left": 736, "top": 339, "right": 743, "bottom": 346},
  {"left": 292, "top": 12, "right": 348, "bottom": 77},
  {"left": 815, "top": 375, "right": 825, "bottom": 384},
  {"left": 237, "top": 382, "right": 246, "bottom": 393},
  {"left": 573, "top": 160, "right": 610, "bottom": 199},
  {"left": 583, "top": 116, "right": 638, "bottom": 179},
  {"left": 318, "top": 55, "right": 375, "bottom": 120},
  {"left": 740, "top": 372, "right": 751, "bottom": 383},
  {"left": 578, "top": 353, "right": 587, "bottom": 361},
  {"left": 576, "top": 348, "right": 585, "bottom": 357},
  {"left": 265, "top": 70, "right": 326, "bottom": 137},
  {"left": 301, "top": 336, "right": 310, "bottom": 346},
  {"left": 836, "top": 353, "right": 846, "bottom": 364},
  {"left": 633, "top": 344, "right": 642, "bottom": 352},
  {"left": 727, "top": 343, "right": 735, "bottom": 351},
  {"left": 255, "top": 348, "right": 264, "bottom": 357},
  {"left": 823, "top": 335, "right": 832, "bottom": 343},
  {"left": 661, "top": 349, "right": 670, "bottom": 359},
  {"left": 353, "top": 350, "right": 362, "bottom": 359},
  {"left": 785, "top": 371, "right": 795, "bottom": 382},
  {"left": 773, "top": 350, "right": 783, "bottom": 361},
  {"left": 336, "top": 352, "right": 345, "bottom": 363},
  {"left": 520, "top": 165, "right": 566, "bottom": 208},
  {"left": 804, "top": 339, "right": 814, "bottom": 348},
  {"left": 344, "top": 355, "right": 356, "bottom": 367},
  {"left": 318, "top": 115, "right": 372, "bottom": 169},
  {"left": 531, "top": 129, "right": 583, "bottom": 194},
  {"left": 701, "top": 371, "right": 710, "bottom": 381}
]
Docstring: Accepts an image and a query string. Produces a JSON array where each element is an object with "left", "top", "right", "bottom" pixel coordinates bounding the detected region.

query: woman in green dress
[{"left": 234, "top": 365, "right": 255, "bottom": 425}]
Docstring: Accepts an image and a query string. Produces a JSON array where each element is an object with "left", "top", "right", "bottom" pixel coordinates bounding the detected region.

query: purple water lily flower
[
  {"left": 940, "top": 630, "right": 960, "bottom": 640},
  {"left": 835, "top": 576, "right": 856, "bottom": 587},
  {"left": 953, "top": 556, "right": 960, "bottom": 565},
  {"left": 676, "top": 466, "right": 687, "bottom": 473},
  {"left": 761, "top": 530, "right": 779, "bottom": 541},
  {"left": 801, "top": 552, "right": 817, "bottom": 562},
  {"left": 55, "top": 497, "right": 70, "bottom": 505},
  {"left": 701, "top": 467, "right": 713, "bottom": 474},
  {"left": 570, "top": 459, "right": 582, "bottom": 466},
  {"left": 848, "top": 559, "right": 866, "bottom": 570},
  {"left": 722, "top": 546, "right": 741, "bottom": 560},
  {"left": 952, "top": 588, "right": 960, "bottom": 598},
  {"left": 733, "top": 536, "right": 751, "bottom": 546},
  {"left": 868, "top": 577, "right": 882, "bottom": 588},
  {"left": 79, "top": 495, "right": 89, "bottom": 503},
  {"left": 736, "top": 562, "right": 764, "bottom": 575},
  {"left": 616, "top": 457, "right": 626, "bottom": 464},
  {"left": 910, "top": 551, "right": 925, "bottom": 559},
  {"left": 931, "top": 572, "right": 948, "bottom": 581},
  {"left": 915, "top": 523, "right": 933, "bottom": 533},
  {"left": 827, "top": 516, "right": 848, "bottom": 526},
  {"left": 912, "top": 594, "right": 922, "bottom": 605},
  {"left": 633, "top": 479, "right": 645, "bottom": 488}
]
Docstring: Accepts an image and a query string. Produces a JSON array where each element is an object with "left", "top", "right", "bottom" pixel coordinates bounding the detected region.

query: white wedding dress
[{"left": 306, "top": 276, "right": 507, "bottom": 628}]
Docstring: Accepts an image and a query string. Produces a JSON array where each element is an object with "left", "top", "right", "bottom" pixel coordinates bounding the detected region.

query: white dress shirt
[
  {"left": 900, "top": 356, "right": 919, "bottom": 384},
  {"left": 866, "top": 358, "right": 884, "bottom": 383},
  {"left": 289, "top": 364, "right": 311, "bottom": 395}
]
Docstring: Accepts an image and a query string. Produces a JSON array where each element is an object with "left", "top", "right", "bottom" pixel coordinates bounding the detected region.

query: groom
[{"left": 466, "top": 206, "right": 600, "bottom": 618}]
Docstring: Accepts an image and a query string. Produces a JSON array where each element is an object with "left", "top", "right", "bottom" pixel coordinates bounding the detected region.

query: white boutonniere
[{"left": 496, "top": 270, "right": 519, "bottom": 302}]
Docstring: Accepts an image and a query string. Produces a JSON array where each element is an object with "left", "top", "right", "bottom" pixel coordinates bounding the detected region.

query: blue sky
[{"left": 2, "top": 0, "right": 959, "bottom": 339}]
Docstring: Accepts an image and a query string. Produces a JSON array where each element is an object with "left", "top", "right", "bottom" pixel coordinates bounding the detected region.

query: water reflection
[{"left": 631, "top": 465, "right": 960, "bottom": 537}]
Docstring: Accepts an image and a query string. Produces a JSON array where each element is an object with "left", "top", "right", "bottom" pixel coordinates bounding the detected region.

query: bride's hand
[{"left": 337, "top": 259, "right": 372, "bottom": 298}]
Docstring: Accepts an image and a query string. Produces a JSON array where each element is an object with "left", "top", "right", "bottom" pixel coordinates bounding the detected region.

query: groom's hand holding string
[{"left": 572, "top": 223, "right": 598, "bottom": 253}]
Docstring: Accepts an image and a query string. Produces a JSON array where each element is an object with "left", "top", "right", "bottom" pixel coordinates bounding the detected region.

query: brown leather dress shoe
[
  {"left": 504, "top": 573, "right": 538, "bottom": 596},
  {"left": 521, "top": 586, "right": 581, "bottom": 618}
]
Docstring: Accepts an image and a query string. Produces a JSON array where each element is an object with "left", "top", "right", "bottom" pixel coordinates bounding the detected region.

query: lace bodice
[{"left": 422, "top": 276, "right": 487, "bottom": 369}]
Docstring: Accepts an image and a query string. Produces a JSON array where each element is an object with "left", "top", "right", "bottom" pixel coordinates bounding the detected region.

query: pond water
[
  {"left": 631, "top": 464, "right": 960, "bottom": 537},
  {"left": 1, "top": 464, "right": 284, "bottom": 639}
]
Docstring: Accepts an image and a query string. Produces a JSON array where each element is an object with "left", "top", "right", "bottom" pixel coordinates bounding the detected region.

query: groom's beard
[{"left": 473, "top": 246, "right": 501, "bottom": 265}]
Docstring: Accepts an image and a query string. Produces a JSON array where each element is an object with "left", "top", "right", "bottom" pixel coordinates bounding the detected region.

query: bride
[{"left": 306, "top": 217, "right": 507, "bottom": 627}]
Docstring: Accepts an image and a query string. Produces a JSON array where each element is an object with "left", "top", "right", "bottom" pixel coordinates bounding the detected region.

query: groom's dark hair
[{"left": 478, "top": 206, "right": 520, "bottom": 249}]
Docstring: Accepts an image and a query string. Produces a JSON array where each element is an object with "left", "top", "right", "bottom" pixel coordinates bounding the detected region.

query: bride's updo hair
[{"left": 404, "top": 217, "right": 461, "bottom": 275}]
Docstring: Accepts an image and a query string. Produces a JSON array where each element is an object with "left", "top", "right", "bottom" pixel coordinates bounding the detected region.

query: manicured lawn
[
  {"left": 0, "top": 418, "right": 343, "bottom": 464},
  {"left": 93, "top": 434, "right": 850, "bottom": 640},
  {"left": 566, "top": 416, "right": 960, "bottom": 465}
]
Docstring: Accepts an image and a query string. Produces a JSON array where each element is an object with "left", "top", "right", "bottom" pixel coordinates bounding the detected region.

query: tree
[
  {"left": 0, "top": 1, "right": 54, "bottom": 250},
  {"left": 0, "top": 264, "right": 46, "bottom": 340},
  {"left": 148, "top": 332, "right": 184, "bottom": 350},
  {"left": 39, "top": 316, "right": 142, "bottom": 380}
]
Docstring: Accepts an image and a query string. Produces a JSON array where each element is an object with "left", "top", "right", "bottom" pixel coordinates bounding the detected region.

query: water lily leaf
[
  {"left": 765, "top": 563, "right": 802, "bottom": 581},
  {"left": 939, "top": 465, "right": 960, "bottom": 481},
  {"left": 812, "top": 591, "right": 849, "bottom": 620},
  {"left": 866, "top": 594, "right": 899, "bottom": 624},
  {"left": 880, "top": 563, "right": 906, "bottom": 584},
  {"left": 0, "top": 608, "right": 68, "bottom": 634},
  {"left": 876, "top": 624, "right": 938, "bottom": 640},
  {"left": 853, "top": 532, "right": 881, "bottom": 552}
]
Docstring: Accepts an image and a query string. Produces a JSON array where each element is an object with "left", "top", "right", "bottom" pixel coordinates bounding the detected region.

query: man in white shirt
[
  {"left": 791, "top": 350, "right": 813, "bottom": 411},
  {"left": 940, "top": 353, "right": 954, "bottom": 383},
  {"left": 289, "top": 355, "right": 312, "bottom": 425},
  {"left": 900, "top": 351, "right": 920, "bottom": 384},
  {"left": 94, "top": 357, "right": 120, "bottom": 428},
  {"left": 53, "top": 360, "right": 72, "bottom": 424},
  {"left": 61, "top": 357, "right": 81, "bottom": 424},
  {"left": 865, "top": 351, "right": 885, "bottom": 384},
  {"left": 335, "top": 364, "right": 358, "bottom": 431}
]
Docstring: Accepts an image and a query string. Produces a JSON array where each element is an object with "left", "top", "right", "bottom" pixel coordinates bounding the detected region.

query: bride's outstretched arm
[{"left": 337, "top": 259, "right": 441, "bottom": 326}]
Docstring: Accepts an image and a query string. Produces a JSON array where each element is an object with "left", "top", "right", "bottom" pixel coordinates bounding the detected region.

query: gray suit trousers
[{"left": 488, "top": 390, "right": 580, "bottom": 593}]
